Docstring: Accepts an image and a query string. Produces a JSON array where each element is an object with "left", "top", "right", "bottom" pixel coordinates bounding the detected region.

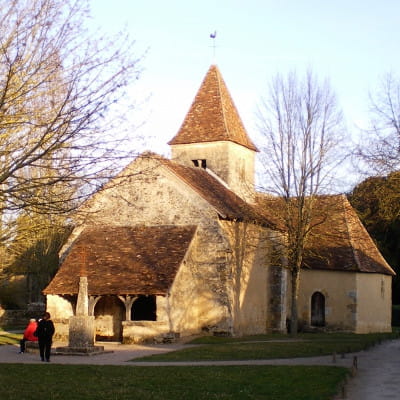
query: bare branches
[
  {"left": 257, "top": 70, "right": 346, "bottom": 268},
  {"left": 0, "top": 0, "right": 143, "bottom": 215},
  {"left": 258, "top": 70, "right": 345, "bottom": 199},
  {"left": 357, "top": 73, "right": 400, "bottom": 174}
]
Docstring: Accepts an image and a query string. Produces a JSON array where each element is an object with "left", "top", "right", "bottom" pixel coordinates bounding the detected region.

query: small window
[{"left": 192, "top": 159, "right": 207, "bottom": 169}]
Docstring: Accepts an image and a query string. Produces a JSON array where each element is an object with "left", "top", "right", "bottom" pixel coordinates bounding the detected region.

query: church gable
[
  {"left": 82, "top": 153, "right": 275, "bottom": 228},
  {"left": 79, "top": 154, "right": 221, "bottom": 227}
]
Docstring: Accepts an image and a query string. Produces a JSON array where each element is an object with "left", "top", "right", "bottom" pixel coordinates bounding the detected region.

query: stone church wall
[
  {"left": 297, "top": 269, "right": 392, "bottom": 333},
  {"left": 356, "top": 273, "right": 392, "bottom": 333},
  {"left": 162, "top": 235, "right": 228, "bottom": 336},
  {"left": 220, "top": 221, "right": 278, "bottom": 335}
]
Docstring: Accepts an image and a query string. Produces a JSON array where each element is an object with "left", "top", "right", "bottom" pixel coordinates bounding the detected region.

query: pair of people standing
[{"left": 20, "top": 312, "right": 55, "bottom": 361}]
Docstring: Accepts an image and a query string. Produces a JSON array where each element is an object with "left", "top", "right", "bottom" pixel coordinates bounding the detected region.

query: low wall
[
  {"left": 0, "top": 305, "right": 45, "bottom": 327},
  {"left": 122, "top": 321, "right": 170, "bottom": 344}
]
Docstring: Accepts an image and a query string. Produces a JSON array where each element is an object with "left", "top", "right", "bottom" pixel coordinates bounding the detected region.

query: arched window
[{"left": 311, "top": 292, "right": 325, "bottom": 327}]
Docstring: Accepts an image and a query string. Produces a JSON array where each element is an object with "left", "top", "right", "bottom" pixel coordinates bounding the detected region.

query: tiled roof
[
  {"left": 43, "top": 225, "right": 197, "bottom": 296},
  {"left": 160, "top": 157, "right": 276, "bottom": 228},
  {"left": 168, "top": 65, "right": 258, "bottom": 151},
  {"left": 257, "top": 194, "right": 395, "bottom": 275}
]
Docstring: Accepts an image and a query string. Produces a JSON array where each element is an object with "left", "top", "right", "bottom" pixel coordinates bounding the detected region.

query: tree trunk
[{"left": 290, "top": 267, "right": 301, "bottom": 335}]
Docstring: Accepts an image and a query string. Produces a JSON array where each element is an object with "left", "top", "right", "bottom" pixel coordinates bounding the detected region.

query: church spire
[
  {"left": 168, "top": 65, "right": 258, "bottom": 152},
  {"left": 168, "top": 65, "right": 257, "bottom": 202}
]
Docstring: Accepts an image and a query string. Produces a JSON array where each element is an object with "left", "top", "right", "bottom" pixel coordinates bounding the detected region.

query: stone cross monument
[
  {"left": 68, "top": 275, "right": 96, "bottom": 349},
  {"left": 56, "top": 251, "right": 106, "bottom": 355}
]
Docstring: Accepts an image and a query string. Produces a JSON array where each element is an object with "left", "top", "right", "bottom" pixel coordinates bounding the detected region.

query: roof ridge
[
  {"left": 160, "top": 158, "right": 276, "bottom": 227},
  {"left": 161, "top": 160, "right": 231, "bottom": 218},
  {"left": 216, "top": 66, "right": 231, "bottom": 142}
]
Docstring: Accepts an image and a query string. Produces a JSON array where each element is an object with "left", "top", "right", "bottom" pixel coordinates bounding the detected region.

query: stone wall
[
  {"left": 220, "top": 220, "right": 280, "bottom": 336},
  {"left": 294, "top": 269, "right": 393, "bottom": 332},
  {"left": 122, "top": 321, "right": 170, "bottom": 344},
  {"left": 0, "top": 302, "right": 45, "bottom": 327},
  {"left": 356, "top": 273, "right": 392, "bottom": 333},
  {"left": 296, "top": 269, "right": 357, "bottom": 331},
  {"left": 0, "top": 309, "right": 40, "bottom": 327}
]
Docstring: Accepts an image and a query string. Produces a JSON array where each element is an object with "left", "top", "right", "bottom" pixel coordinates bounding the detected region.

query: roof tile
[
  {"left": 44, "top": 225, "right": 197, "bottom": 295},
  {"left": 256, "top": 194, "right": 395, "bottom": 275},
  {"left": 168, "top": 65, "right": 258, "bottom": 151}
]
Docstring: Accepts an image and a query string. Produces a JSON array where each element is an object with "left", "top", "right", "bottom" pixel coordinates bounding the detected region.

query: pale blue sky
[{"left": 90, "top": 0, "right": 400, "bottom": 168}]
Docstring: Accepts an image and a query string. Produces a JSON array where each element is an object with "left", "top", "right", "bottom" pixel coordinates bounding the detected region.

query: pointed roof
[{"left": 168, "top": 65, "right": 258, "bottom": 151}]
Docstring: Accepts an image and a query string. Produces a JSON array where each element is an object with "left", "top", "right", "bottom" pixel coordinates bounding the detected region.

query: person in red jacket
[{"left": 19, "top": 318, "right": 38, "bottom": 353}]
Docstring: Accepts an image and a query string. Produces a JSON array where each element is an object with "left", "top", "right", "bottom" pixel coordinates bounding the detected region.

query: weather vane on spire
[{"left": 210, "top": 30, "right": 217, "bottom": 60}]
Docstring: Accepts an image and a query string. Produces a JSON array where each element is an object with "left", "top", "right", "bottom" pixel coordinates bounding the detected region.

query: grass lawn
[
  {"left": 0, "top": 331, "right": 20, "bottom": 346},
  {"left": 134, "top": 331, "right": 399, "bottom": 362},
  {"left": 1, "top": 330, "right": 397, "bottom": 399},
  {"left": 0, "top": 363, "right": 348, "bottom": 400}
]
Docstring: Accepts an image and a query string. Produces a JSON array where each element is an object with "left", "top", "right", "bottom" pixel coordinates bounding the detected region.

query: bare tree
[
  {"left": 0, "top": 0, "right": 142, "bottom": 219},
  {"left": 356, "top": 73, "right": 400, "bottom": 174},
  {"left": 257, "top": 70, "right": 346, "bottom": 334}
]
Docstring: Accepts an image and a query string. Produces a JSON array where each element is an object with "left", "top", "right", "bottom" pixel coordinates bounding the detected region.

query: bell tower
[{"left": 168, "top": 65, "right": 258, "bottom": 203}]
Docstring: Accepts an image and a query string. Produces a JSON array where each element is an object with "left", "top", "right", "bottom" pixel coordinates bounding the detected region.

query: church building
[{"left": 44, "top": 65, "right": 394, "bottom": 343}]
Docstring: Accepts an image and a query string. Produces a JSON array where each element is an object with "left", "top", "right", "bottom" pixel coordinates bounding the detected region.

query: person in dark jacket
[
  {"left": 19, "top": 318, "right": 38, "bottom": 353},
  {"left": 35, "top": 312, "right": 55, "bottom": 362}
]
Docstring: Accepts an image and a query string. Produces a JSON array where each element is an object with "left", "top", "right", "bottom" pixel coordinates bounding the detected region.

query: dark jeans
[
  {"left": 19, "top": 338, "right": 27, "bottom": 352},
  {"left": 38, "top": 339, "right": 52, "bottom": 361}
]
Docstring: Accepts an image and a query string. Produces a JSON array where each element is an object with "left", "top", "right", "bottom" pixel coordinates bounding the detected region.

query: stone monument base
[
  {"left": 54, "top": 315, "right": 112, "bottom": 356},
  {"left": 68, "top": 315, "right": 95, "bottom": 347},
  {"left": 54, "top": 345, "right": 111, "bottom": 356}
]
